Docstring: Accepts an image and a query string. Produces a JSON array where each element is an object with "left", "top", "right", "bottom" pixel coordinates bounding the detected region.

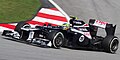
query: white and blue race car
[{"left": 2, "top": 18, "right": 119, "bottom": 54}]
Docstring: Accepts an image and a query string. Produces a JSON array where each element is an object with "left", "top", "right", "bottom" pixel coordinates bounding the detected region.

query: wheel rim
[
  {"left": 110, "top": 38, "right": 119, "bottom": 53},
  {"left": 55, "top": 35, "right": 63, "bottom": 46},
  {"left": 53, "top": 32, "right": 64, "bottom": 48}
]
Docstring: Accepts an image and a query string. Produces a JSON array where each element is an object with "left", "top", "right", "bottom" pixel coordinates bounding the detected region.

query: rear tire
[
  {"left": 47, "top": 31, "right": 64, "bottom": 49},
  {"left": 102, "top": 35, "right": 119, "bottom": 54}
]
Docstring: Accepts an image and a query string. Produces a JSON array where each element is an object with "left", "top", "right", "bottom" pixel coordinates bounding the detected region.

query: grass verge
[{"left": 0, "top": 0, "right": 40, "bottom": 23}]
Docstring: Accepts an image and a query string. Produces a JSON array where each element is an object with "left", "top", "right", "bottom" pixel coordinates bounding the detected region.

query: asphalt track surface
[{"left": 0, "top": 0, "right": 120, "bottom": 60}]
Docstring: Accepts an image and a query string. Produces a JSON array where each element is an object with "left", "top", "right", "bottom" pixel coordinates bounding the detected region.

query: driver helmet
[{"left": 61, "top": 23, "right": 70, "bottom": 30}]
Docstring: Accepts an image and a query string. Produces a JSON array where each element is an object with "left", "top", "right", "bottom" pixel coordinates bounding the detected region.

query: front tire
[
  {"left": 102, "top": 35, "right": 119, "bottom": 54},
  {"left": 47, "top": 31, "right": 64, "bottom": 49},
  {"left": 14, "top": 21, "right": 30, "bottom": 40},
  {"left": 14, "top": 21, "right": 26, "bottom": 33}
]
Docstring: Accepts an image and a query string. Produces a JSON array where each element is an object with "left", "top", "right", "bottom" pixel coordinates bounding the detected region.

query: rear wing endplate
[{"left": 89, "top": 19, "right": 116, "bottom": 36}]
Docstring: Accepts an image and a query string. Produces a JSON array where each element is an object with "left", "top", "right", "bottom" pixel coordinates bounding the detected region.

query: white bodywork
[{"left": 92, "top": 20, "right": 108, "bottom": 29}]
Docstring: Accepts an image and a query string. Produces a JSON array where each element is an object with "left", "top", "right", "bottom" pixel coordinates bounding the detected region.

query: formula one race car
[{"left": 2, "top": 18, "right": 119, "bottom": 54}]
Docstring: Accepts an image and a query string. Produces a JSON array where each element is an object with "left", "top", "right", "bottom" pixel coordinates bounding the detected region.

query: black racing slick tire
[
  {"left": 47, "top": 31, "right": 64, "bottom": 49},
  {"left": 102, "top": 35, "right": 119, "bottom": 54},
  {"left": 14, "top": 21, "right": 26, "bottom": 33},
  {"left": 14, "top": 21, "right": 30, "bottom": 40}
]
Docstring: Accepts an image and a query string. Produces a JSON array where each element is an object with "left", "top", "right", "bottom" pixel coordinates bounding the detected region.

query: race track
[{"left": 0, "top": 0, "right": 120, "bottom": 60}]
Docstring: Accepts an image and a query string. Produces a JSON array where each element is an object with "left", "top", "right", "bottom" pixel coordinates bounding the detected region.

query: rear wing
[{"left": 89, "top": 19, "right": 116, "bottom": 36}]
